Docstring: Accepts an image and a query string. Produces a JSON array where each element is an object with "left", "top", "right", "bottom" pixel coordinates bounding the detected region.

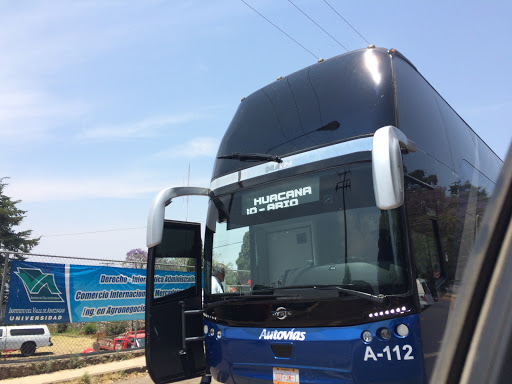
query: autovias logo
[{"left": 14, "top": 267, "right": 64, "bottom": 302}]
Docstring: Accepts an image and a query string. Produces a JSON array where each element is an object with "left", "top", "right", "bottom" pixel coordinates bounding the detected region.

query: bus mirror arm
[
  {"left": 146, "top": 186, "right": 211, "bottom": 248},
  {"left": 372, "top": 126, "right": 416, "bottom": 210}
]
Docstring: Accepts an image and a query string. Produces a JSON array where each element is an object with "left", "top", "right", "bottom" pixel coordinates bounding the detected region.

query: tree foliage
[
  {"left": 0, "top": 178, "right": 40, "bottom": 254},
  {"left": 236, "top": 231, "right": 250, "bottom": 271},
  {"left": 1, "top": 178, "right": 40, "bottom": 303},
  {"left": 124, "top": 248, "right": 147, "bottom": 269}
]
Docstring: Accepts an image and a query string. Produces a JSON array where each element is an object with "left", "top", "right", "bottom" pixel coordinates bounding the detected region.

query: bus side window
[
  {"left": 411, "top": 219, "right": 444, "bottom": 302},
  {"left": 455, "top": 161, "right": 496, "bottom": 276},
  {"left": 151, "top": 221, "right": 201, "bottom": 300},
  {"left": 405, "top": 174, "right": 445, "bottom": 302}
]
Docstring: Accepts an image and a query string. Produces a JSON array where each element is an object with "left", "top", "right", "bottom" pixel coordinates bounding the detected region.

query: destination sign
[{"left": 241, "top": 177, "right": 319, "bottom": 216}]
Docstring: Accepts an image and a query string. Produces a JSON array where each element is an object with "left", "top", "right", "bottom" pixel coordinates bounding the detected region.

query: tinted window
[
  {"left": 0, "top": 329, "right": 3, "bottom": 337},
  {"left": 477, "top": 140, "right": 502, "bottom": 183},
  {"left": 152, "top": 221, "right": 200, "bottom": 300},
  {"left": 411, "top": 223, "right": 443, "bottom": 299},
  {"left": 10, "top": 328, "right": 45, "bottom": 336},
  {"left": 456, "top": 161, "right": 496, "bottom": 267},
  {"left": 435, "top": 93, "right": 476, "bottom": 168},
  {"left": 405, "top": 177, "right": 445, "bottom": 299},
  {"left": 309, "top": 50, "right": 395, "bottom": 141},
  {"left": 214, "top": 49, "right": 396, "bottom": 178},
  {"left": 286, "top": 69, "right": 323, "bottom": 145},
  {"left": 435, "top": 80, "right": 502, "bottom": 183},
  {"left": 394, "top": 57, "right": 454, "bottom": 169}
]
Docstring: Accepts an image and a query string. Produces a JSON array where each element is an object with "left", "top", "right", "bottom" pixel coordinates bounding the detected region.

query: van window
[
  {"left": 0, "top": 329, "right": 3, "bottom": 337},
  {"left": 10, "top": 328, "right": 45, "bottom": 336}
]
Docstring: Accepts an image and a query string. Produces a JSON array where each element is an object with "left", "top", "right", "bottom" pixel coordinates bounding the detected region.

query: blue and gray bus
[{"left": 144, "top": 46, "right": 503, "bottom": 383}]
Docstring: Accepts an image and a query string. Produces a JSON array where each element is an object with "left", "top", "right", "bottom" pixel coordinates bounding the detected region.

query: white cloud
[
  {"left": 0, "top": 2, "right": 236, "bottom": 143},
  {"left": 0, "top": 1, "right": 241, "bottom": 83},
  {"left": 0, "top": 3, "right": 155, "bottom": 79},
  {"left": 155, "top": 137, "right": 220, "bottom": 159},
  {"left": 0, "top": 3, "right": 183, "bottom": 143},
  {"left": 0, "top": 5, "right": 95, "bottom": 142},
  {"left": 79, "top": 114, "right": 204, "bottom": 140},
  {"left": 460, "top": 100, "right": 512, "bottom": 117},
  {"left": 6, "top": 173, "right": 210, "bottom": 203},
  {"left": 0, "top": 88, "right": 87, "bottom": 140},
  {"left": 8, "top": 178, "right": 153, "bottom": 202}
]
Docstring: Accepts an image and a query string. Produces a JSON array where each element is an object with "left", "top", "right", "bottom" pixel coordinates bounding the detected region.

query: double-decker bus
[{"left": 144, "top": 46, "right": 503, "bottom": 384}]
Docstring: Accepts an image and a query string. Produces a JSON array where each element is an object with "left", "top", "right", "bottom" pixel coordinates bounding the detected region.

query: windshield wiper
[
  {"left": 204, "top": 294, "right": 275, "bottom": 309},
  {"left": 251, "top": 284, "right": 274, "bottom": 293},
  {"left": 205, "top": 286, "right": 387, "bottom": 308},
  {"left": 217, "top": 152, "right": 283, "bottom": 163},
  {"left": 318, "top": 285, "right": 388, "bottom": 304},
  {"left": 267, "top": 285, "right": 387, "bottom": 304}
]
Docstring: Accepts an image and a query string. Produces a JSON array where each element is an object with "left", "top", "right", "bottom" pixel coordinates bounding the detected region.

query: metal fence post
[{"left": 0, "top": 253, "right": 9, "bottom": 322}]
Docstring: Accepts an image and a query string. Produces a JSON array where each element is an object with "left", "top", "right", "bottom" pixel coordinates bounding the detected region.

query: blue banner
[
  {"left": 5, "top": 260, "right": 194, "bottom": 324},
  {"left": 6, "top": 261, "right": 70, "bottom": 324}
]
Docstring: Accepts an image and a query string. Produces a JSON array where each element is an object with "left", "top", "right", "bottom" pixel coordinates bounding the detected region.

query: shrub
[
  {"left": 83, "top": 323, "right": 98, "bottom": 335},
  {"left": 57, "top": 323, "right": 69, "bottom": 333},
  {"left": 67, "top": 355, "right": 82, "bottom": 369},
  {"left": 41, "top": 360, "right": 55, "bottom": 374},
  {"left": 105, "top": 321, "right": 128, "bottom": 337},
  {"left": 79, "top": 372, "right": 91, "bottom": 384}
]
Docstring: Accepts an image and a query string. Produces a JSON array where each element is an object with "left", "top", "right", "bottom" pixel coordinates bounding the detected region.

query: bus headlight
[
  {"left": 361, "top": 330, "right": 373, "bottom": 343},
  {"left": 204, "top": 325, "right": 209, "bottom": 335},
  {"left": 209, "top": 328, "right": 215, "bottom": 337},
  {"left": 216, "top": 330, "right": 222, "bottom": 339},
  {"left": 396, "top": 324, "right": 409, "bottom": 337},
  {"left": 379, "top": 328, "right": 391, "bottom": 340}
]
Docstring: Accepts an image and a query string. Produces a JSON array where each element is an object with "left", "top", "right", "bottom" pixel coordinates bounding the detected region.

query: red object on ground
[{"left": 97, "top": 330, "right": 146, "bottom": 351}]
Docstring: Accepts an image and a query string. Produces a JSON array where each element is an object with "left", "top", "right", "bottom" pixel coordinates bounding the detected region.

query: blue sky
[{"left": 1, "top": 1, "right": 511, "bottom": 261}]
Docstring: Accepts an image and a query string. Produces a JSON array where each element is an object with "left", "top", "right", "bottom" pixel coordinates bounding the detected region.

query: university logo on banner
[
  {"left": 6, "top": 261, "right": 70, "bottom": 324},
  {"left": 14, "top": 266, "right": 64, "bottom": 302}
]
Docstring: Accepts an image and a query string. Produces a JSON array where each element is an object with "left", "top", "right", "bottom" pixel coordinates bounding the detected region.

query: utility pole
[{"left": 186, "top": 163, "right": 190, "bottom": 221}]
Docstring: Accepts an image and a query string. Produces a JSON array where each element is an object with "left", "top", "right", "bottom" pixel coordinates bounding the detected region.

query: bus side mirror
[
  {"left": 372, "top": 126, "right": 416, "bottom": 210},
  {"left": 147, "top": 186, "right": 210, "bottom": 248}
]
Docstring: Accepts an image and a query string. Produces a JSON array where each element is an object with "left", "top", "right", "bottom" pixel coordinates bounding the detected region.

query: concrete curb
[{"left": 0, "top": 356, "right": 147, "bottom": 384}]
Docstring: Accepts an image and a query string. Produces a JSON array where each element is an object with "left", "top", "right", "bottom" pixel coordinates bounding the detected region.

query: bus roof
[{"left": 212, "top": 47, "right": 397, "bottom": 180}]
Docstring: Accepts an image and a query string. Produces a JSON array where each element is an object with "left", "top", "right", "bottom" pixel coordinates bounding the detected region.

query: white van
[{"left": 0, "top": 325, "right": 53, "bottom": 356}]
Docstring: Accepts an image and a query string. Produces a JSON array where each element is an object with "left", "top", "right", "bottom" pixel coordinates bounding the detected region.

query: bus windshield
[{"left": 208, "top": 162, "right": 410, "bottom": 297}]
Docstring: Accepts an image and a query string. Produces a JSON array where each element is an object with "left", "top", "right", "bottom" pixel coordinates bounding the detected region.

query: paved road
[{"left": 116, "top": 374, "right": 220, "bottom": 384}]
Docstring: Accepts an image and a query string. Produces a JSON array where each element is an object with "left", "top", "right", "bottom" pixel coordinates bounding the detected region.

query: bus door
[{"left": 146, "top": 220, "right": 206, "bottom": 383}]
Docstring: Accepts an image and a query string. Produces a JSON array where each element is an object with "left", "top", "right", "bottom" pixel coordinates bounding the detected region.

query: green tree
[
  {"left": 236, "top": 231, "right": 250, "bottom": 270},
  {"left": 0, "top": 178, "right": 40, "bottom": 253},
  {"left": 0, "top": 178, "right": 40, "bottom": 302}
]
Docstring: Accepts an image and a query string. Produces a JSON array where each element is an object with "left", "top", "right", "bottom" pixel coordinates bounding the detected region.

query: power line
[
  {"left": 240, "top": 0, "right": 319, "bottom": 60},
  {"left": 0, "top": 250, "right": 139, "bottom": 265},
  {"left": 40, "top": 227, "right": 146, "bottom": 238},
  {"left": 287, "top": 0, "right": 348, "bottom": 52},
  {"left": 323, "top": 0, "right": 370, "bottom": 46},
  {"left": 213, "top": 240, "right": 244, "bottom": 249}
]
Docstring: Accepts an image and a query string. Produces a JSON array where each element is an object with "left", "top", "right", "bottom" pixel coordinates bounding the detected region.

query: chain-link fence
[{"left": 0, "top": 251, "right": 150, "bottom": 362}]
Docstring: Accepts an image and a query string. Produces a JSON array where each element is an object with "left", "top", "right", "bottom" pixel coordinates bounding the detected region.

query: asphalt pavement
[
  {"left": 0, "top": 356, "right": 219, "bottom": 384},
  {"left": 115, "top": 374, "right": 220, "bottom": 384}
]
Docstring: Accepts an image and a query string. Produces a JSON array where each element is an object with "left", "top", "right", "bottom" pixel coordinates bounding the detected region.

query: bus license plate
[{"left": 273, "top": 367, "right": 299, "bottom": 384}]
